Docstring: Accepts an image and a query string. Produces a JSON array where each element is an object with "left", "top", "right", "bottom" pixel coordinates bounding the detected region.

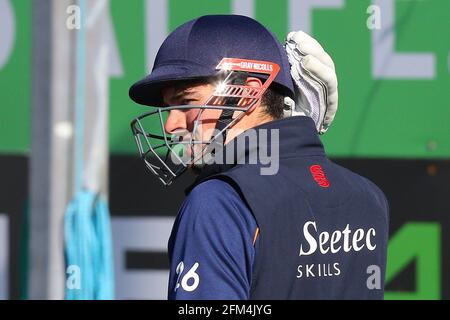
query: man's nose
[{"left": 164, "top": 109, "right": 187, "bottom": 134}]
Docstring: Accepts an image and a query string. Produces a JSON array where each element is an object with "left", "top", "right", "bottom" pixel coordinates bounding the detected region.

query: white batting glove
[{"left": 284, "top": 31, "right": 338, "bottom": 134}]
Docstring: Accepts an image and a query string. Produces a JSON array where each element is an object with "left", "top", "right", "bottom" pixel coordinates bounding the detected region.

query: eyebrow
[{"left": 171, "top": 90, "right": 199, "bottom": 104}]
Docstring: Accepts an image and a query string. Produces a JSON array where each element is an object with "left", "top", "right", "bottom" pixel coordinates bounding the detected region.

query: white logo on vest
[{"left": 296, "top": 221, "right": 377, "bottom": 280}]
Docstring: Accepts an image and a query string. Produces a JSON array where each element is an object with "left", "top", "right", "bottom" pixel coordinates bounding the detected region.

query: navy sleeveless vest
[{"left": 186, "top": 116, "right": 389, "bottom": 299}]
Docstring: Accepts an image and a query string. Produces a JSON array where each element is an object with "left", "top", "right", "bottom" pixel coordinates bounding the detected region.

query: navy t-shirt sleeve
[{"left": 167, "top": 179, "right": 258, "bottom": 300}]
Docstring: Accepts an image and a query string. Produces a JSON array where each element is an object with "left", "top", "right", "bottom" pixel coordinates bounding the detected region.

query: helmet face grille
[{"left": 130, "top": 58, "right": 280, "bottom": 186}]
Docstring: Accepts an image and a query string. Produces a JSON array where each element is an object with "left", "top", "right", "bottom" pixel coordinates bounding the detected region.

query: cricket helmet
[{"left": 129, "top": 15, "right": 294, "bottom": 185}]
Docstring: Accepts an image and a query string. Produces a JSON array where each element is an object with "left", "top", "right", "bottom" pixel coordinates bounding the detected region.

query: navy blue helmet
[{"left": 129, "top": 14, "right": 294, "bottom": 106}]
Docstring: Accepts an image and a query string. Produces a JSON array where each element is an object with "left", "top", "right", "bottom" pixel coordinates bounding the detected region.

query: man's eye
[{"left": 181, "top": 99, "right": 197, "bottom": 105}]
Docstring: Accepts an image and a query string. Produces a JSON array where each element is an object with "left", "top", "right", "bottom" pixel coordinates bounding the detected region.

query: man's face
[
  {"left": 162, "top": 81, "right": 223, "bottom": 162},
  {"left": 161, "top": 77, "right": 266, "bottom": 166}
]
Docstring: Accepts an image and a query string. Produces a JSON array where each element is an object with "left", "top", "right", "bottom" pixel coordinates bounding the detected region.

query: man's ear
[
  {"left": 246, "top": 76, "right": 263, "bottom": 88},
  {"left": 241, "top": 77, "right": 263, "bottom": 112}
]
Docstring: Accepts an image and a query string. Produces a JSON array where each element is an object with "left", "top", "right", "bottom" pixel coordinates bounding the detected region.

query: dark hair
[{"left": 261, "top": 86, "right": 286, "bottom": 120}]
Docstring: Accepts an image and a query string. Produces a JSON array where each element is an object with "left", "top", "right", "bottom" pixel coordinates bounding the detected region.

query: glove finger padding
[
  {"left": 302, "top": 55, "right": 337, "bottom": 91},
  {"left": 285, "top": 30, "right": 339, "bottom": 134},
  {"left": 287, "top": 31, "right": 335, "bottom": 71},
  {"left": 303, "top": 55, "right": 338, "bottom": 134},
  {"left": 288, "top": 50, "right": 327, "bottom": 127}
]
